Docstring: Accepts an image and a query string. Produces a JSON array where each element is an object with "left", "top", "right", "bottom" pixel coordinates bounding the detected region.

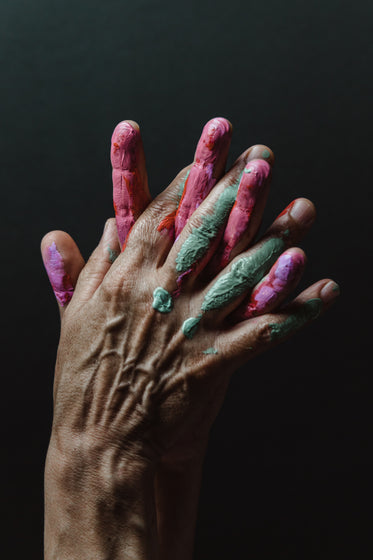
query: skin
[{"left": 42, "top": 119, "right": 339, "bottom": 560}]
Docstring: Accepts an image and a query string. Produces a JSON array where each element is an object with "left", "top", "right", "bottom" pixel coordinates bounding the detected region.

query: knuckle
[{"left": 255, "top": 320, "right": 273, "bottom": 347}]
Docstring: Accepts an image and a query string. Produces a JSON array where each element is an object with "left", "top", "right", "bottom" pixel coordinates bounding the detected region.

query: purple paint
[
  {"left": 43, "top": 242, "right": 74, "bottom": 306},
  {"left": 242, "top": 250, "right": 304, "bottom": 319}
]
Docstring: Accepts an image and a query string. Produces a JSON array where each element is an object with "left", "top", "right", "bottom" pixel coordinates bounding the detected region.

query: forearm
[{"left": 44, "top": 433, "right": 158, "bottom": 560}]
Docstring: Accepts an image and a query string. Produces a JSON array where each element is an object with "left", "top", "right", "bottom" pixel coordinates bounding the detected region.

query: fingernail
[
  {"left": 320, "top": 281, "right": 340, "bottom": 303},
  {"left": 289, "top": 199, "right": 315, "bottom": 226}
]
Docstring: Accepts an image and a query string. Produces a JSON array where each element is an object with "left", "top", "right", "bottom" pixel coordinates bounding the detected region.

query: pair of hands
[{"left": 42, "top": 117, "right": 339, "bottom": 559}]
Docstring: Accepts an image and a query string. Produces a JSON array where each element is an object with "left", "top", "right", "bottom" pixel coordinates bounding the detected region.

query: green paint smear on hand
[
  {"left": 175, "top": 171, "right": 243, "bottom": 273},
  {"left": 182, "top": 315, "right": 202, "bottom": 339},
  {"left": 152, "top": 287, "right": 173, "bottom": 313},
  {"left": 201, "top": 237, "right": 285, "bottom": 312},
  {"left": 177, "top": 170, "right": 190, "bottom": 202},
  {"left": 107, "top": 245, "right": 119, "bottom": 263},
  {"left": 262, "top": 149, "right": 271, "bottom": 159},
  {"left": 203, "top": 347, "right": 218, "bottom": 355},
  {"left": 269, "top": 298, "right": 322, "bottom": 341}
]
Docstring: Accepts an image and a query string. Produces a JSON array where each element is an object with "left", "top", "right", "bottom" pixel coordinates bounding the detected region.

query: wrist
[{"left": 44, "top": 432, "right": 157, "bottom": 560}]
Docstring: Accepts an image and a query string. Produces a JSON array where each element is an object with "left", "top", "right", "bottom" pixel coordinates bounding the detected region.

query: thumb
[{"left": 41, "top": 230, "right": 85, "bottom": 321}]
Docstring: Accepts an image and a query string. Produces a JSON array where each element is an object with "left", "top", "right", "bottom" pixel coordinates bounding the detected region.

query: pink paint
[
  {"left": 212, "top": 158, "right": 271, "bottom": 271},
  {"left": 111, "top": 121, "right": 150, "bottom": 250},
  {"left": 43, "top": 242, "right": 74, "bottom": 307},
  {"left": 242, "top": 250, "right": 305, "bottom": 319},
  {"left": 174, "top": 117, "right": 232, "bottom": 237}
]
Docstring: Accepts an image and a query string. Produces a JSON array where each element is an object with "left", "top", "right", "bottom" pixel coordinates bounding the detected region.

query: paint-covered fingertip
[
  {"left": 111, "top": 120, "right": 141, "bottom": 168},
  {"left": 205, "top": 117, "right": 232, "bottom": 137},
  {"left": 42, "top": 241, "right": 74, "bottom": 307},
  {"left": 243, "top": 158, "right": 271, "bottom": 183},
  {"left": 195, "top": 117, "right": 232, "bottom": 163}
]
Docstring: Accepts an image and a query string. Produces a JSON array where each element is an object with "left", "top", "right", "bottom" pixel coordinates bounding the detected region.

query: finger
[
  {"left": 111, "top": 120, "right": 151, "bottom": 250},
  {"left": 73, "top": 218, "right": 121, "bottom": 303},
  {"left": 41, "top": 231, "right": 85, "bottom": 319},
  {"left": 219, "top": 278, "right": 340, "bottom": 365},
  {"left": 207, "top": 156, "right": 272, "bottom": 274},
  {"left": 176, "top": 199, "right": 316, "bottom": 339},
  {"left": 174, "top": 117, "right": 232, "bottom": 238},
  {"left": 161, "top": 153, "right": 250, "bottom": 294},
  {"left": 231, "top": 248, "right": 306, "bottom": 321},
  {"left": 266, "top": 197, "right": 316, "bottom": 243}
]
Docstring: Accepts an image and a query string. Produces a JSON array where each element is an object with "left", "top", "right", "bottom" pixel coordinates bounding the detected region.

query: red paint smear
[
  {"left": 277, "top": 200, "right": 295, "bottom": 219},
  {"left": 125, "top": 169, "right": 150, "bottom": 218},
  {"left": 157, "top": 209, "right": 176, "bottom": 234}
]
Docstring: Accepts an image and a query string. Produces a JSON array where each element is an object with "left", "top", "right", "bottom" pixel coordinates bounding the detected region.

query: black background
[{"left": 1, "top": 0, "right": 372, "bottom": 558}]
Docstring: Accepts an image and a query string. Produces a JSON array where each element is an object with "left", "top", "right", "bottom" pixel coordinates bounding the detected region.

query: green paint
[
  {"left": 107, "top": 245, "right": 119, "bottom": 263},
  {"left": 283, "top": 228, "right": 290, "bottom": 238},
  {"left": 262, "top": 149, "right": 271, "bottom": 159},
  {"left": 181, "top": 236, "right": 285, "bottom": 340},
  {"left": 175, "top": 171, "right": 244, "bottom": 274},
  {"left": 152, "top": 287, "right": 173, "bottom": 313},
  {"left": 244, "top": 167, "right": 252, "bottom": 173},
  {"left": 177, "top": 170, "right": 190, "bottom": 202},
  {"left": 201, "top": 237, "right": 285, "bottom": 312},
  {"left": 269, "top": 298, "right": 322, "bottom": 341},
  {"left": 182, "top": 315, "right": 202, "bottom": 339},
  {"left": 203, "top": 347, "right": 218, "bottom": 355}
]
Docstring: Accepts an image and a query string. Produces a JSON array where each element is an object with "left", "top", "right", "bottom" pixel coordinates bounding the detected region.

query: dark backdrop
[{"left": 1, "top": 0, "right": 372, "bottom": 558}]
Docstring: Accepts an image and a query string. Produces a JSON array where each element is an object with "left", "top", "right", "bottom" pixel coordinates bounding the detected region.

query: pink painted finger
[
  {"left": 211, "top": 158, "right": 271, "bottom": 272},
  {"left": 174, "top": 117, "right": 232, "bottom": 238},
  {"left": 41, "top": 231, "right": 85, "bottom": 313},
  {"left": 234, "top": 248, "right": 306, "bottom": 320},
  {"left": 43, "top": 242, "right": 74, "bottom": 307},
  {"left": 111, "top": 121, "right": 151, "bottom": 250}
]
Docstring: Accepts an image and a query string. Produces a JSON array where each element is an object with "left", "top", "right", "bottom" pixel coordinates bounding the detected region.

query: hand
[{"left": 42, "top": 118, "right": 339, "bottom": 559}]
